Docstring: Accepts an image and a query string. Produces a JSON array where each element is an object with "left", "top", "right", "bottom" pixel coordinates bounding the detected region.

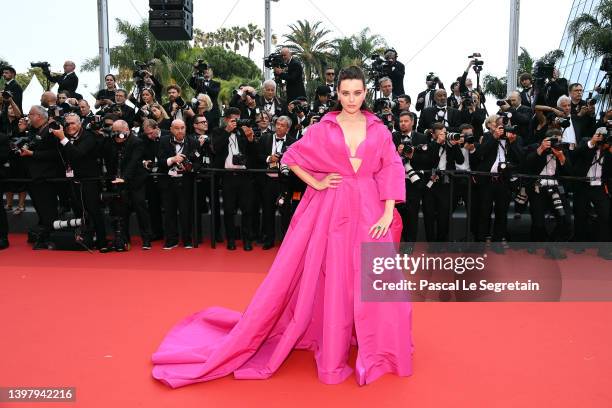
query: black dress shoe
[
  {"left": 244, "top": 241, "right": 253, "bottom": 251},
  {"left": 0, "top": 238, "right": 9, "bottom": 250},
  {"left": 33, "top": 240, "right": 49, "bottom": 250},
  {"left": 597, "top": 250, "right": 612, "bottom": 260},
  {"left": 142, "top": 239, "right": 152, "bottom": 250},
  {"left": 262, "top": 242, "right": 274, "bottom": 250},
  {"left": 227, "top": 241, "right": 237, "bottom": 250}
]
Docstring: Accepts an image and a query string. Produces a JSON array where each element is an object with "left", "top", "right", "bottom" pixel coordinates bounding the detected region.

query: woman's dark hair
[
  {"left": 331, "top": 65, "right": 371, "bottom": 112},
  {"left": 105, "top": 73, "right": 116, "bottom": 82}
]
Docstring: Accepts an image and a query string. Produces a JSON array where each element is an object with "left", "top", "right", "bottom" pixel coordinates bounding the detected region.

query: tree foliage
[{"left": 567, "top": 0, "right": 612, "bottom": 58}]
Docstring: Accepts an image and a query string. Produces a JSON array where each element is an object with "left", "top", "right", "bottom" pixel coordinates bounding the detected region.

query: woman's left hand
[{"left": 369, "top": 211, "right": 394, "bottom": 239}]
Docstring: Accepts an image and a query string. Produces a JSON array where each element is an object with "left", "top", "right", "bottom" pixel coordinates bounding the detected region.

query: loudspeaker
[{"left": 149, "top": 0, "right": 193, "bottom": 41}]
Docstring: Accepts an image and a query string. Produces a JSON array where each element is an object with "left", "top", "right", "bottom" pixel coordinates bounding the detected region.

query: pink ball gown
[{"left": 151, "top": 110, "right": 413, "bottom": 387}]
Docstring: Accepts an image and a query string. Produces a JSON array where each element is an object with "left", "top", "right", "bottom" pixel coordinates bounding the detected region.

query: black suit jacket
[
  {"left": 572, "top": 137, "right": 612, "bottom": 181},
  {"left": 417, "top": 106, "right": 462, "bottom": 134},
  {"left": 21, "top": 125, "right": 65, "bottom": 181},
  {"left": 59, "top": 129, "right": 101, "bottom": 178},
  {"left": 45, "top": 71, "right": 79, "bottom": 96},
  {"left": 156, "top": 134, "right": 201, "bottom": 176},
  {"left": 524, "top": 144, "right": 573, "bottom": 179},
  {"left": 104, "top": 135, "right": 148, "bottom": 189},
  {"left": 256, "top": 133, "right": 296, "bottom": 169},
  {"left": 429, "top": 141, "right": 465, "bottom": 171},
  {"left": 256, "top": 95, "right": 286, "bottom": 119},
  {"left": 474, "top": 132, "right": 524, "bottom": 183},
  {"left": 392, "top": 131, "right": 432, "bottom": 172},
  {"left": 388, "top": 61, "right": 405, "bottom": 96},
  {"left": 278, "top": 58, "right": 306, "bottom": 102},
  {"left": 4, "top": 79, "right": 23, "bottom": 111},
  {"left": 210, "top": 127, "right": 258, "bottom": 169},
  {"left": 189, "top": 76, "right": 221, "bottom": 116}
]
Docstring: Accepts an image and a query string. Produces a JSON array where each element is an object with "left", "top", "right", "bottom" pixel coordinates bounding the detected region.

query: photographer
[
  {"left": 0, "top": 131, "right": 8, "bottom": 249},
  {"left": 95, "top": 74, "right": 117, "bottom": 111},
  {"left": 239, "top": 88, "right": 261, "bottom": 124},
  {"left": 447, "top": 82, "right": 462, "bottom": 109},
  {"left": 524, "top": 129, "right": 573, "bottom": 258},
  {"left": 257, "top": 80, "right": 286, "bottom": 122},
  {"left": 519, "top": 73, "right": 534, "bottom": 107},
  {"left": 140, "top": 119, "right": 167, "bottom": 241},
  {"left": 211, "top": 107, "right": 257, "bottom": 251},
  {"left": 382, "top": 49, "right": 405, "bottom": 96},
  {"left": 78, "top": 100, "right": 95, "bottom": 128},
  {"left": 110, "top": 89, "right": 136, "bottom": 128},
  {"left": 459, "top": 59, "right": 486, "bottom": 105},
  {"left": 569, "top": 83, "right": 596, "bottom": 139},
  {"left": 157, "top": 119, "right": 200, "bottom": 249},
  {"left": 392, "top": 111, "right": 430, "bottom": 245},
  {"left": 416, "top": 73, "right": 444, "bottom": 112},
  {"left": 2, "top": 66, "right": 23, "bottom": 111},
  {"left": 189, "top": 63, "right": 221, "bottom": 127},
  {"left": 417, "top": 89, "right": 462, "bottom": 134},
  {"left": 51, "top": 113, "right": 108, "bottom": 251},
  {"left": 394, "top": 95, "right": 417, "bottom": 128},
  {"left": 130, "top": 69, "right": 162, "bottom": 107},
  {"left": 17, "top": 106, "right": 64, "bottom": 249},
  {"left": 42, "top": 60, "right": 79, "bottom": 96},
  {"left": 497, "top": 91, "right": 533, "bottom": 143},
  {"left": 191, "top": 93, "right": 215, "bottom": 133},
  {"left": 459, "top": 91, "right": 486, "bottom": 138},
  {"left": 322, "top": 68, "right": 337, "bottom": 101},
  {"left": 287, "top": 98, "right": 310, "bottom": 139},
  {"left": 533, "top": 65, "right": 568, "bottom": 108},
  {"left": 163, "top": 85, "right": 195, "bottom": 123},
  {"left": 474, "top": 115, "right": 523, "bottom": 248},
  {"left": 273, "top": 48, "right": 306, "bottom": 102},
  {"left": 103, "top": 120, "right": 153, "bottom": 251},
  {"left": 572, "top": 127, "right": 612, "bottom": 259},
  {"left": 257, "top": 115, "right": 295, "bottom": 250},
  {"left": 311, "top": 85, "right": 333, "bottom": 117},
  {"left": 422, "top": 123, "right": 465, "bottom": 243},
  {"left": 453, "top": 123, "right": 480, "bottom": 241},
  {"left": 1, "top": 97, "right": 27, "bottom": 216},
  {"left": 378, "top": 77, "right": 396, "bottom": 107},
  {"left": 149, "top": 103, "right": 172, "bottom": 131}
]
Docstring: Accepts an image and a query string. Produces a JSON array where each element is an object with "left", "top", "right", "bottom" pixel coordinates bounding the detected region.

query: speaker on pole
[{"left": 149, "top": 0, "right": 193, "bottom": 41}]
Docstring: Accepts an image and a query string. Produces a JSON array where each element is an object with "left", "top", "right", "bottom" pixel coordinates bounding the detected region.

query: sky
[{"left": 3, "top": 0, "right": 574, "bottom": 111}]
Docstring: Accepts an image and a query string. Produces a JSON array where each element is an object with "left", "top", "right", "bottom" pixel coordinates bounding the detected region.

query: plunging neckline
[{"left": 338, "top": 121, "right": 367, "bottom": 174}]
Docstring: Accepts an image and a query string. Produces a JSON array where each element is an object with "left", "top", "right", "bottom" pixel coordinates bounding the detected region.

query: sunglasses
[{"left": 326, "top": 72, "right": 335, "bottom": 76}]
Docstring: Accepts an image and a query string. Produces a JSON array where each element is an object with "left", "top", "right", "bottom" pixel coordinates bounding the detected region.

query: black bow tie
[
  {"left": 275, "top": 138, "right": 285, "bottom": 142},
  {"left": 172, "top": 139, "right": 184, "bottom": 145},
  {"left": 265, "top": 101, "right": 273, "bottom": 106}
]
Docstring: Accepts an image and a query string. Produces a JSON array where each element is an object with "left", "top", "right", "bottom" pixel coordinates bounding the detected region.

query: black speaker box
[
  {"left": 149, "top": 0, "right": 192, "bottom": 11},
  {"left": 149, "top": 9, "right": 193, "bottom": 41}
]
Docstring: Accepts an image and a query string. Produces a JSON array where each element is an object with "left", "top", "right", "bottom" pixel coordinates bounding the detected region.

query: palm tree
[
  {"left": 244, "top": 23, "right": 263, "bottom": 59},
  {"left": 193, "top": 28, "right": 215, "bottom": 48},
  {"left": 567, "top": 0, "right": 612, "bottom": 58},
  {"left": 229, "top": 26, "right": 246, "bottom": 53},
  {"left": 283, "top": 20, "right": 333, "bottom": 83},
  {"left": 483, "top": 47, "right": 538, "bottom": 99}
]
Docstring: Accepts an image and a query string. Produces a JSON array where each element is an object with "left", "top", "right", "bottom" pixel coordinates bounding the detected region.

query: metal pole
[
  {"left": 506, "top": 0, "right": 520, "bottom": 97},
  {"left": 264, "top": 0, "right": 272, "bottom": 80},
  {"left": 97, "top": 0, "right": 111, "bottom": 89}
]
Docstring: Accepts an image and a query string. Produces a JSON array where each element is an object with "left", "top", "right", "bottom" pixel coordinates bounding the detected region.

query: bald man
[
  {"left": 42, "top": 60, "right": 79, "bottom": 96},
  {"left": 156, "top": 119, "right": 201, "bottom": 249},
  {"left": 273, "top": 47, "right": 306, "bottom": 102},
  {"left": 103, "top": 120, "right": 152, "bottom": 251}
]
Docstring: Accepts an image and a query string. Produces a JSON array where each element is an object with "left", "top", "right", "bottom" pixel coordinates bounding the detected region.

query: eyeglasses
[
  {"left": 325, "top": 72, "right": 335, "bottom": 76},
  {"left": 195, "top": 120, "right": 207, "bottom": 124},
  {"left": 65, "top": 122, "right": 79, "bottom": 126}
]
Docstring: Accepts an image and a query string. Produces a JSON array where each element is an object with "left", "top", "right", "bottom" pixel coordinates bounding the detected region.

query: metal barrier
[{"left": 2, "top": 169, "right": 597, "bottom": 249}]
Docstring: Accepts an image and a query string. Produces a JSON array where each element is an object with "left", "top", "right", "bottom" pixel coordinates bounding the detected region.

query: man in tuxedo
[
  {"left": 189, "top": 67, "right": 221, "bottom": 130},
  {"left": 274, "top": 48, "right": 306, "bottom": 102},
  {"left": 2, "top": 66, "right": 23, "bottom": 111},
  {"left": 474, "top": 116, "right": 523, "bottom": 247},
  {"left": 103, "top": 120, "right": 152, "bottom": 251},
  {"left": 383, "top": 48, "right": 405, "bottom": 97},
  {"left": 141, "top": 119, "right": 168, "bottom": 241},
  {"left": 257, "top": 79, "right": 285, "bottom": 121},
  {"left": 212, "top": 107, "right": 258, "bottom": 251},
  {"left": 417, "top": 89, "right": 462, "bottom": 133},
  {"left": 497, "top": 91, "right": 533, "bottom": 143},
  {"left": 416, "top": 73, "right": 445, "bottom": 112},
  {"left": 157, "top": 119, "right": 200, "bottom": 249},
  {"left": 257, "top": 116, "right": 295, "bottom": 249},
  {"left": 51, "top": 113, "right": 108, "bottom": 251},
  {"left": 394, "top": 95, "right": 417, "bottom": 128},
  {"left": 323, "top": 68, "right": 337, "bottom": 101},
  {"left": 568, "top": 83, "right": 596, "bottom": 140},
  {"left": 378, "top": 77, "right": 396, "bottom": 108},
  {"left": 519, "top": 73, "right": 534, "bottom": 107},
  {"left": 163, "top": 84, "right": 195, "bottom": 123},
  {"left": 43, "top": 60, "right": 79, "bottom": 96},
  {"left": 0, "top": 131, "right": 9, "bottom": 249},
  {"left": 17, "top": 106, "right": 65, "bottom": 249},
  {"left": 113, "top": 89, "right": 136, "bottom": 128},
  {"left": 392, "top": 112, "right": 430, "bottom": 245}
]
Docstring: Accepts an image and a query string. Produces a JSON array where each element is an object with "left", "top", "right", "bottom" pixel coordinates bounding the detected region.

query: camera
[
  {"left": 111, "top": 130, "right": 129, "bottom": 140},
  {"left": 405, "top": 162, "right": 421, "bottom": 184},
  {"left": 496, "top": 99, "right": 510, "bottom": 107},
  {"left": 194, "top": 59, "right": 208, "bottom": 75},
  {"left": 2, "top": 90, "right": 13, "bottom": 99},
  {"left": 132, "top": 60, "right": 152, "bottom": 83},
  {"left": 595, "top": 127, "right": 611, "bottom": 147},
  {"left": 232, "top": 153, "right": 247, "bottom": 166},
  {"left": 368, "top": 54, "right": 393, "bottom": 83},
  {"left": 545, "top": 186, "right": 566, "bottom": 217},
  {"left": 52, "top": 218, "right": 82, "bottom": 230},
  {"left": 30, "top": 61, "right": 51, "bottom": 70},
  {"left": 376, "top": 112, "right": 395, "bottom": 132},
  {"left": 373, "top": 97, "right": 395, "bottom": 113},
  {"left": 554, "top": 117, "right": 571, "bottom": 129},
  {"left": 533, "top": 61, "right": 555, "bottom": 80},
  {"left": 545, "top": 136, "right": 567, "bottom": 151},
  {"left": 426, "top": 72, "right": 439, "bottom": 87},
  {"left": 402, "top": 143, "right": 427, "bottom": 158},
  {"left": 447, "top": 132, "right": 462, "bottom": 142},
  {"left": 9, "top": 136, "right": 31, "bottom": 156},
  {"left": 468, "top": 53, "right": 484, "bottom": 73},
  {"left": 86, "top": 115, "right": 104, "bottom": 131},
  {"left": 461, "top": 92, "right": 473, "bottom": 107},
  {"left": 290, "top": 101, "right": 308, "bottom": 116},
  {"left": 175, "top": 158, "right": 193, "bottom": 174},
  {"left": 236, "top": 118, "right": 253, "bottom": 127},
  {"left": 264, "top": 52, "right": 286, "bottom": 70},
  {"left": 463, "top": 134, "right": 476, "bottom": 145}
]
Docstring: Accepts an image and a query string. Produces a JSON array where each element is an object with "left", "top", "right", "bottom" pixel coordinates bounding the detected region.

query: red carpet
[{"left": 1, "top": 233, "right": 611, "bottom": 407}]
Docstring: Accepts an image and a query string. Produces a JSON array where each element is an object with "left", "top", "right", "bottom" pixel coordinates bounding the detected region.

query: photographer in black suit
[
  {"left": 383, "top": 49, "right": 405, "bottom": 96},
  {"left": 141, "top": 119, "right": 167, "bottom": 241},
  {"left": 157, "top": 119, "right": 200, "bottom": 250},
  {"left": 422, "top": 123, "right": 465, "bottom": 243},
  {"left": 43, "top": 60, "right": 79, "bottom": 96},
  {"left": 95, "top": 74, "right": 117, "bottom": 111},
  {"left": 257, "top": 116, "right": 295, "bottom": 250},
  {"left": 572, "top": 127, "right": 612, "bottom": 259},
  {"left": 51, "top": 113, "right": 108, "bottom": 251},
  {"left": 189, "top": 65, "right": 221, "bottom": 130},
  {"left": 17, "top": 106, "right": 65, "bottom": 249},
  {"left": 474, "top": 115, "right": 524, "bottom": 247},
  {"left": 416, "top": 73, "right": 445, "bottom": 112},
  {"left": 274, "top": 48, "right": 306, "bottom": 102},
  {"left": 257, "top": 80, "right": 286, "bottom": 121},
  {"left": 497, "top": 91, "right": 533, "bottom": 143},
  {"left": 2, "top": 66, "right": 23, "bottom": 111},
  {"left": 524, "top": 129, "right": 573, "bottom": 258},
  {"left": 417, "top": 89, "right": 462, "bottom": 133},
  {"left": 103, "top": 120, "right": 152, "bottom": 251},
  {"left": 519, "top": 73, "right": 535, "bottom": 107},
  {"left": 211, "top": 107, "right": 258, "bottom": 251},
  {"left": 392, "top": 112, "right": 430, "bottom": 245},
  {"left": 0, "top": 131, "right": 8, "bottom": 249}
]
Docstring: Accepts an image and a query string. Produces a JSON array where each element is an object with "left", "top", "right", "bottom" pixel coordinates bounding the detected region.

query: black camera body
[
  {"left": 10, "top": 136, "right": 31, "bottom": 156},
  {"left": 264, "top": 53, "right": 286, "bottom": 70},
  {"left": 236, "top": 118, "right": 253, "bottom": 127},
  {"left": 2, "top": 90, "right": 13, "bottom": 99},
  {"left": 30, "top": 61, "right": 51, "bottom": 70},
  {"left": 555, "top": 117, "right": 571, "bottom": 129},
  {"left": 533, "top": 61, "right": 555, "bottom": 81},
  {"left": 461, "top": 92, "right": 474, "bottom": 107},
  {"left": 232, "top": 153, "right": 247, "bottom": 166},
  {"left": 194, "top": 59, "right": 208, "bottom": 74}
]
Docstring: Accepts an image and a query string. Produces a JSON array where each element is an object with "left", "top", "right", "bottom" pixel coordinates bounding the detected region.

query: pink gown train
[{"left": 151, "top": 110, "right": 413, "bottom": 387}]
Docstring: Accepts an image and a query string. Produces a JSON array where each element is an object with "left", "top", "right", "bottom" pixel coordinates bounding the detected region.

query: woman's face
[
  {"left": 257, "top": 115, "right": 270, "bottom": 129},
  {"left": 8, "top": 105, "right": 17, "bottom": 119},
  {"left": 337, "top": 79, "right": 366, "bottom": 115},
  {"left": 142, "top": 90, "right": 153, "bottom": 104},
  {"left": 105, "top": 75, "right": 115, "bottom": 89}
]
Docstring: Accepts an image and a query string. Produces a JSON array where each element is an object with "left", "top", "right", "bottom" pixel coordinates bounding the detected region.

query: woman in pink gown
[{"left": 151, "top": 66, "right": 413, "bottom": 387}]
